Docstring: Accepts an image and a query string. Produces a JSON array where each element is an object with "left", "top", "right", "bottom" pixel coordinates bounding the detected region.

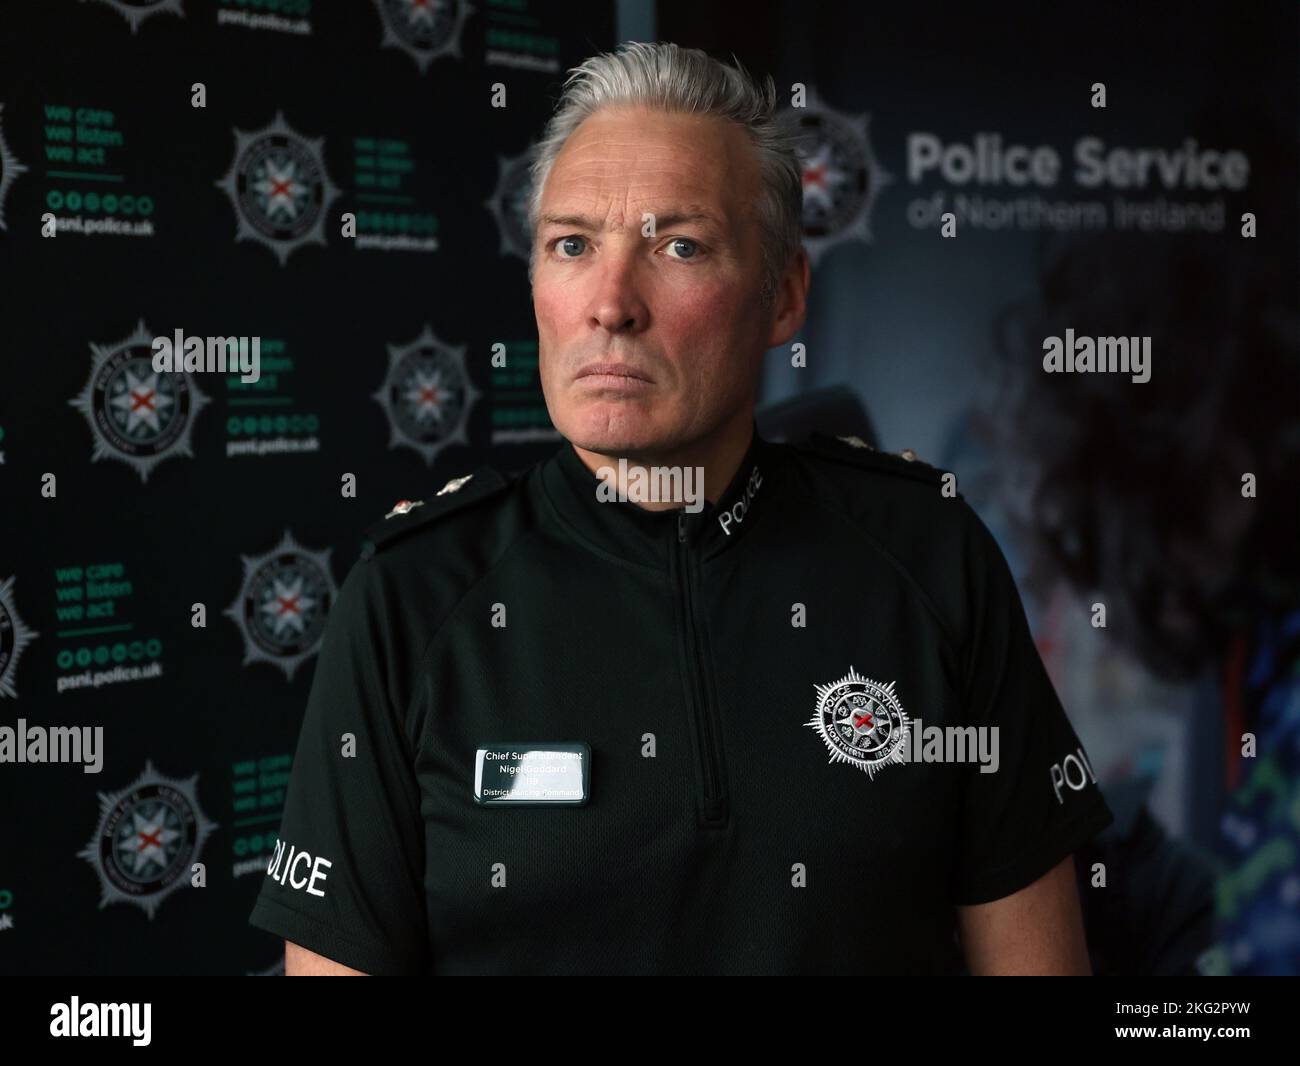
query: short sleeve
[
  {"left": 248, "top": 558, "right": 429, "bottom": 975},
  {"left": 950, "top": 504, "right": 1114, "bottom": 906}
]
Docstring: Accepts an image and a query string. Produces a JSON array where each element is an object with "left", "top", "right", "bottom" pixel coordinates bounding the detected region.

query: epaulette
[
  {"left": 360, "top": 466, "right": 511, "bottom": 560},
  {"left": 794, "top": 432, "right": 949, "bottom": 488}
]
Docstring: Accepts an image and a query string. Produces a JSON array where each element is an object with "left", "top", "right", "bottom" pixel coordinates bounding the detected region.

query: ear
[{"left": 765, "top": 246, "right": 810, "bottom": 349}]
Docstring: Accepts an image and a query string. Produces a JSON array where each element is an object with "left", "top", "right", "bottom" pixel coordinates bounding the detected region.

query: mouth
[{"left": 575, "top": 362, "right": 654, "bottom": 385}]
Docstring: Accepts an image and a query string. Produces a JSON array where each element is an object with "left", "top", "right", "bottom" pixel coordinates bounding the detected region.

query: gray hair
[{"left": 527, "top": 41, "right": 803, "bottom": 306}]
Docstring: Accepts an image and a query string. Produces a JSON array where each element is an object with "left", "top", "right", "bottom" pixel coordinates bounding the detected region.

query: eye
[
  {"left": 664, "top": 237, "right": 700, "bottom": 260},
  {"left": 553, "top": 235, "right": 587, "bottom": 258}
]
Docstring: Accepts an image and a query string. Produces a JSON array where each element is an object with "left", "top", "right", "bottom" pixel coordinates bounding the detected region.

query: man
[{"left": 249, "top": 41, "right": 1112, "bottom": 975}]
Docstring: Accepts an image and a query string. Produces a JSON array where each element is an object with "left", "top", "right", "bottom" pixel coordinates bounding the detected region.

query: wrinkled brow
[{"left": 538, "top": 209, "right": 727, "bottom": 235}]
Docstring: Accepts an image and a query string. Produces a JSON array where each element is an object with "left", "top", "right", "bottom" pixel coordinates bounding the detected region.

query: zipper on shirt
[{"left": 673, "top": 510, "right": 729, "bottom": 828}]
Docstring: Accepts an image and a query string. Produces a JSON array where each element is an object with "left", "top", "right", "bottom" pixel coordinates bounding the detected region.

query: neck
[{"left": 572, "top": 410, "right": 755, "bottom": 512}]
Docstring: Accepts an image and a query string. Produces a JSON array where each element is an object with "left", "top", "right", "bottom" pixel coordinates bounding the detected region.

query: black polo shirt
[{"left": 248, "top": 424, "right": 1113, "bottom": 974}]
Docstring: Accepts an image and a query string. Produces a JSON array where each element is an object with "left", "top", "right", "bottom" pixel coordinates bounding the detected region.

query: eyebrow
[{"left": 538, "top": 209, "right": 727, "bottom": 235}]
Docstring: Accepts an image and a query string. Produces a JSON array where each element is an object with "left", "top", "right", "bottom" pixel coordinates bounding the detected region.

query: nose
[{"left": 588, "top": 244, "right": 648, "bottom": 334}]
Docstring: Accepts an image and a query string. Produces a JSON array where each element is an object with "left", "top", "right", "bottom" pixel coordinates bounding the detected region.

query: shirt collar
[{"left": 538, "top": 419, "right": 779, "bottom": 568}]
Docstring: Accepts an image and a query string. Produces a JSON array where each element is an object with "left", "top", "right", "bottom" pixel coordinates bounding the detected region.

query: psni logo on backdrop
[
  {"left": 77, "top": 761, "right": 218, "bottom": 919},
  {"left": 779, "top": 87, "right": 893, "bottom": 267},
  {"left": 372, "top": 0, "right": 473, "bottom": 73},
  {"left": 0, "top": 103, "right": 28, "bottom": 231},
  {"left": 224, "top": 531, "right": 337, "bottom": 681},
  {"left": 215, "top": 111, "right": 340, "bottom": 266},
  {"left": 373, "top": 324, "right": 481, "bottom": 466},
  {"left": 69, "top": 320, "right": 211, "bottom": 482},
  {"left": 84, "top": 0, "right": 183, "bottom": 34},
  {"left": 485, "top": 147, "right": 537, "bottom": 260},
  {"left": 0, "top": 575, "right": 39, "bottom": 699}
]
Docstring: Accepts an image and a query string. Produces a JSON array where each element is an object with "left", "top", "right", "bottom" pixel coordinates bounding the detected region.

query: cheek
[
  {"left": 659, "top": 276, "right": 724, "bottom": 336},
  {"left": 663, "top": 283, "right": 756, "bottom": 375},
  {"left": 533, "top": 284, "right": 568, "bottom": 336},
  {"left": 534, "top": 287, "right": 570, "bottom": 378}
]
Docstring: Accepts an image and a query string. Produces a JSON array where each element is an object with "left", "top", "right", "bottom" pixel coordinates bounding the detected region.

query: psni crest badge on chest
[
  {"left": 805, "top": 666, "right": 910, "bottom": 780},
  {"left": 473, "top": 742, "right": 591, "bottom": 807}
]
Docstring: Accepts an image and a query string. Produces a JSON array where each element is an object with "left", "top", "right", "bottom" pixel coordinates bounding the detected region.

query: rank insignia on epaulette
[
  {"left": 799, "top": 432, "right": 947, "bottom": 490},
  {"left": 385, "top": 499, "right": 424, "bottom": 519},
  {"left": 437, "top": 474, "right": 474, "bottom": 496},
  {"left": 836, "top": 434, "right": 923, "bottom": 464},
  {"left": 360, "top": 467, "right": 509, "bottom": 561}
]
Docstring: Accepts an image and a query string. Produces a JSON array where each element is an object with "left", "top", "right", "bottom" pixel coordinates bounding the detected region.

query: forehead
[{"left": 540, "top": 105, "right": 761, "bottom": 228}]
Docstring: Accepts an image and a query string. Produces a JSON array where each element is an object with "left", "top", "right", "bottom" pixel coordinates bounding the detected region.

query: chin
[{"left": 560, "top": 402, "right": 669, "bottom": 456}]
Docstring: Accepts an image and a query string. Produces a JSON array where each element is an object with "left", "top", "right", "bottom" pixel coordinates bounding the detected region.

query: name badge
[{"left": 473, "top": 742, "right": 590, "bottom": 807}]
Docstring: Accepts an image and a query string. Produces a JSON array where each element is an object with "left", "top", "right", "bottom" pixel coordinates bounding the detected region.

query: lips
[{"left": 575, "top": 362, "right": 653, "bottom": 384}]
